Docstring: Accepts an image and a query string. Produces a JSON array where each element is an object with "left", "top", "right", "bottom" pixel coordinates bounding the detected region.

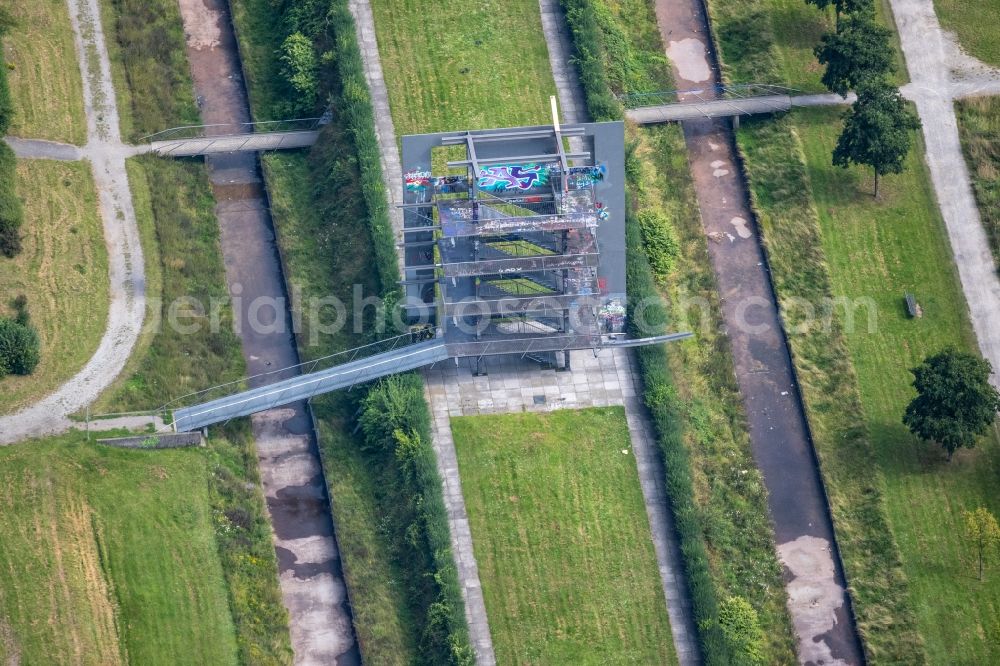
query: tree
[
  {"left": 832, "top": 80, "right": 920, "bottom": 197},
  {"left": 815, "top": 16, "right": 895, "bottom": 96},
  {"left": 903, "top": 348, "right": 1000, "bottom": 461},
  {"left": 0, "top": 317, "right": 39, "bottom": 378},
  {"left": 963, "top": 508, "right": 1000, "bottom": 581}
]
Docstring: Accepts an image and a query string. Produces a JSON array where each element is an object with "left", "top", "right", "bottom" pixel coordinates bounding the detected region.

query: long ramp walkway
[{"left": 173, "top": 341, "right": 449, "bottom": 431}]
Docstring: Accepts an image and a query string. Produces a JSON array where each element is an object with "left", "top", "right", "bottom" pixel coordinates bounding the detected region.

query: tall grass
[
  {"left": 100, "top": 0, "right": 199, "bottom": 139},
  {"left": 957, "top": 96, "right": 1000, "bottom": 265}
]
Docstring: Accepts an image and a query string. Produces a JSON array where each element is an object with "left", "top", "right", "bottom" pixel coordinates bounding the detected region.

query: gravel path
[
  {"left": 889, "top": 0, "right": 1000, "bottom": 382},
  {"left": 0, "top": 0, "right": 145, "bottom": 445}
]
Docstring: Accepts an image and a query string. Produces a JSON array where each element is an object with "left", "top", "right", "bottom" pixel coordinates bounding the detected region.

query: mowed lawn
[
  {"left": 0, "top": 433, "right": 239, "bottom": 664},
  {"left": 369, "top": 0, "right": 556, "bottom": 136},
  {"left": 0, "top": 160, "right": 108, "bottom": 415},
  {"left": 3, "top": 0, "right": 86, "bottom": 144},
  {"left": 452, "top": 408, "right": 677, "bottom": 665},
  {"left": 796, "top": 105, "right": 1000, "bottom": 662},
  {"left": 934, "top": 0, "right": 1000, "bottom": 67}
]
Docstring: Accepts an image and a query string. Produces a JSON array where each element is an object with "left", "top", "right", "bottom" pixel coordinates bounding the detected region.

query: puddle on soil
[{"left": 667, "top": 38, "right": 712, "bottom": 83}]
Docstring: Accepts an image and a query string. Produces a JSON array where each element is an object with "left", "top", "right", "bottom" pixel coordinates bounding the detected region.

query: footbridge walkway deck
[
  {"left": 622, "top": 84, "right": 854, "bottom": 124},
  {"left": 141, "top": 118, "right": 325, "bottom": 156},
  {"left": 149, "top": 129, "right": 320, "bottom": 156},
  {"left": 169, "top": 331, "right": 691, "bottom": 432}
]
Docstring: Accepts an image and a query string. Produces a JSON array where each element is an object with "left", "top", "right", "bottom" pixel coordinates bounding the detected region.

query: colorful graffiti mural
[
  {"left": 405, "top": 171, "right": 469, "bottom": 194},
  {"left": 404, "top": 170, "right": 432, "bottom": 192},
  {"left": 598, "top": 299, "right": 626, "bottom": 333},
  {"left": 477, "top": 164, "right": 550, "bottom": 192},
  {"left": 565, "top": 164, "right": 607, "bottom": 189}
]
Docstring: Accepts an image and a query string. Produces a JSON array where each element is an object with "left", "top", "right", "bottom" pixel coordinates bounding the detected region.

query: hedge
[
  {"left": 0, "top": 18, "right": 21, "bottom": 258},
  {"left": 0, "top": 142, "right": 23, "bottom": 258},
  {"left": 323, "top": 1, "right": 400, "bottom": 308},
  {"left": 560, "top": 0, "right": 623, "bottom": 122}
]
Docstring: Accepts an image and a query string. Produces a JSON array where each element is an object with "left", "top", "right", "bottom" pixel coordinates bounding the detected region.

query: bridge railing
[
  {"left": 157, "top": 327, "right": 441, "bottom": 416},
  {"left": 140, "top": 117, "right": 327, "bottom": 143},
  {"left": 618, "top": 84, "right": 801, "bottom": 109}
]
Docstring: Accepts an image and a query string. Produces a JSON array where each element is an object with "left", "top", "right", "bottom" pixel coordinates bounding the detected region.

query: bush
[
  {"left": 279, "top": 32, "right": 321, "bottom": 114},
  {"left": 637, "top": 208, "right": 680, "bottom": 284},
  {"left": 0, "top": 317, "right": 40, "bottom": 377},
  {"left": 719, "top": 596, "right": 765, "bottom": 665}
]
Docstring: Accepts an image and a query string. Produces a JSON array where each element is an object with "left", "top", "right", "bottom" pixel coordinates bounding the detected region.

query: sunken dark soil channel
[{"left": 176, "top": 0, "right": 360, "bottom": 662}]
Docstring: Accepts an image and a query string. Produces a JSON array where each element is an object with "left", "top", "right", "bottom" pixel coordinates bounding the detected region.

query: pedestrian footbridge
[{"left": 168, "top": 330, "right": 692, "bottom": 432}]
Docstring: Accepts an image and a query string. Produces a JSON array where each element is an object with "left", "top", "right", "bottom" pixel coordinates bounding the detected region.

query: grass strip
[
  {"left": 2, "top": 0, "right": 86, "bottom": 144},
  {"left": 933, "top": 0, "right": 1000, "bottom": 67},
  {"left": 0, "top": 433, "right": 240, "bottom": 665},
  {"left": 0, "top": 159, "right": 108, "bottom": 414},
  {"left": 452, "top": 408, "right": 678, "bottom": 664}
]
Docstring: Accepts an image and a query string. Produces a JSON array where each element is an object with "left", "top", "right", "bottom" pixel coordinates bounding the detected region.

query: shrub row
[
  {"left": 358, "top": 375, "right": 474, "bottom": 665},
  {"left": 0, "top": 142, "right": 23, "bottom": 258},
  {"left": 559, "top": 0, "right": 622, "bottom": 121},
  {"left": 322, "top": 1, "right": 400, "bottom": 307},
  {"left": 704, "top": 0, "right": 926, "bottom": 661},
  {"left": 625, "top": 215, "right": 732, "bottom": 663}
]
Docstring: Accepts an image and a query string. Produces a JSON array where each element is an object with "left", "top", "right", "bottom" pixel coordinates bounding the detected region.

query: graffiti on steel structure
[{"left": 477, "top": 164, "right": 550, "bottom": 192}]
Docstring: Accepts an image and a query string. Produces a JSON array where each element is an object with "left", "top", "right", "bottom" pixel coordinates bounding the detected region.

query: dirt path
[
  {"left": 0, "top": 0, "right": 145, "bottom": 445},
  {"left": 652, "top": 0, "right": 865, "bottom": 662},
  {"left": 174, "top": 0, "right": 358, "bottom": 663},
  {"left": 889, "top": 0, "right": 1000, "bottom": 384}
]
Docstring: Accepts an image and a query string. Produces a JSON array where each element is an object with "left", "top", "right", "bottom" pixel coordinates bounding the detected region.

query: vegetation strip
[
  {"left": 703, "top": 0, "right": 953, "bottom": 660},
  {"left": 84, "top": 0, "right": 295, "bottom": 659},
  {"left": 561, "top": 0, "right": 801, "bottom": 662},
  {"left": 228, "top": 0, "right": 475, "bottom": 661}
]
